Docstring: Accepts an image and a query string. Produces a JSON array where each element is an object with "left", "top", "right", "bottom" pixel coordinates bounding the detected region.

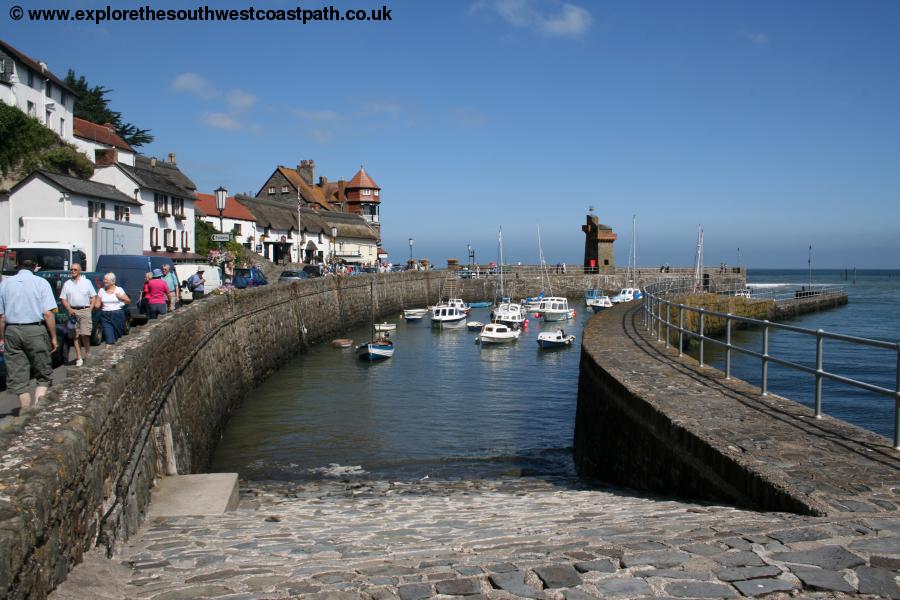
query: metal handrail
[{"left": 642, "top": 278, "right": 900, "bottom": 450}]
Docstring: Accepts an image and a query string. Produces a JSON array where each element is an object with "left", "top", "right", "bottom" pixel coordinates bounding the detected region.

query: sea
[{"left": 210, "top": 269, "right": 899, "bottom": 481}]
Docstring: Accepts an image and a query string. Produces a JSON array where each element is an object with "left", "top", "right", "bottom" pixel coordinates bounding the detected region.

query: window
[
  {"left": 164, "top": 228, "right": 175, "bottom": 249},
  {"left": 268, "top": 186, "right": 275, "bottom": 195},
  {"left": 171, "top": 197, "right": 184, "bottom": 218},
  {"left": 374, "top": 190, "right": 379, "bottom": 197},
  {"left": 281, "top": 186, "right": 289, "bottom": 193},
  {"left": 232, "top": 223, "right": 242, "bottom": 235},
  {"left": 45, "top": 82, "right": 52, "bottom": 98},
  {"left": 362, "top": 189, "right": 372, "bottom": 196},
  {"left": 45, "top": 109, "right": 51, "bottom": 127},
  {"left": 26, "top": 101, "right": 35, "bottom": 117},
  {"left": 61, "top": 91, "right": 68, "bottom": 106},
  {"left": 181, "top": 231, "right": 190, "bottom": 251},
  {"left": 150, "top": 227, "right": 160, "bottom": 249},
  {"left": 114, "top": 205, "right": 130, "bottom": 222},
  {"left": 27, "top": 70, "right": 34, "bottom": 87},
  {"left": 59, "top": 117, "right": 65, "bottom": 136},
  {"left": 154, "top": 192, "right": 169, "bottom": 215},
  {"left": 88, "top": 201, "right": 106, "bottom": 219},
  {"left": 318, "top": 232, "right": 323, "bottom": 244}
]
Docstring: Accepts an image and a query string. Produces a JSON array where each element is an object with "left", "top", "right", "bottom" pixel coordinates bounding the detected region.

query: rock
[
  {"left": 710, "top": 551, "right": 765, "bottom": 567},
  {"left": 714, "top": 566, "right": 781, "bottom": 582},
  {"left": 397, "top": 582, "right": 431, "bottom": 600},
  {"left": 790, "top": 566, "right": 854, "bottom": 593},
  {"left": 592, "top": 577, "right": 653, "bottom": 597},
  {"left": 434, "top": 578, "right": 480, "bottom": 596},
  {"left": 563, "top": 589, "right": 601, "bottom": 600},
  {"left": 574, "top": 559, "right": 617, "bottom": 574},
  {"left": 767, "top": 527, "right": 833, "bottom": 544},
  {"left": 622, "top": 551, "right": 691, "bottom": 569},
  {"left": 856, "top": 566, "right": 900, "bottom": 599},
  {"left": 665, "top": 581, "right": 738, "bottom": 598},
  {"left": 772, "top": 546, "right": 865, "bottom": 570},
  {"left": 488, "top": 571, "right": 542, "bottom": 599},
  {"left": 731, "top": 578, "right": 798, "bottom": 597},
  {"left": 150, "top": 586, "right": 234, "bottom": 600},
  {"left": 533, "top": 564, "right": 582, "bottom": 588}
]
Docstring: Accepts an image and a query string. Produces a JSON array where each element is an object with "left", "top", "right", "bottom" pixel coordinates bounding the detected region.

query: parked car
[
  {"left": 301, "top": 264, "right": 324, "bottom": 278},
  {"left": 278, "top": 270, "right": 309, "bottom": 283},
  {"left": 95, "top": 255, "right": 175, "bottom": 322},
  {"left": 233, "top": 267, "right": 268, "bottom": 289}
]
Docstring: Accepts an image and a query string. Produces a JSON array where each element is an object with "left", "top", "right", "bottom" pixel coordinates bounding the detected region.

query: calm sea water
[
  {"left": 211, "top": 305, "right": 590, "bottom": 481},
  {"left": 699, "top": 269, "right": 900, "bottom": 439},
  {"left": 211, "top": 269, "right": 899, "bottom": 481}
]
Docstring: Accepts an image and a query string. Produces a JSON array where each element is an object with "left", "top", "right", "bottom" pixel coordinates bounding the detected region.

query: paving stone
[
  {"left": 434, "top": 578, "right": 480, "bottom": 596},
  {"left": 563, "top": 589, "right": 600, "bottom": 600},
  {"left": 871, "top": 555, "right": 900, "bottom": 570},
  {"left": 680, "top": 543, "right": 723, "bottom": 556},
  {"left": 397, "top": 582, "right": 432, "bottom": 600},
  {"left": 847, "top": 537, "right": 900, "bottom": 553},
  {"left": 767, "top": 528, "right": 833, "bottom": 544},
  {"left": 720, "top": 538, "right": 752, "bottom": 551},
  {"left": 565, "top": 551, "right": 596, "bottom": 561},
  {"left": 533, "top": 564, "right": 582, "bottom": 589},
  {"left": 856, "top": 566, "right": 900, "bottom": 600},
  {"left": 665, "top": 581, "right": 738, "bottom": 598},
  {"left": 592, "top": 577, "right": 653, "bottom": 597},
  {"left": 305, "top": 593, "right": 366, "bottom": 600},
  {"left": 623, "top": 551, "right": 691, "bottom": 568},
  {"left": 184, "top": 569, "right": 243, "bottom": 583},
  {"left": 488, "top": 571, "right": 542, "bottom": 599},
  {"left": 866, "top": 519, "right": 900, "bottom": 533},
  {"left": 455, "top": 566, "right": 483, "bottom": 576},
  {"left": 485, "top": 563, "right": 518, "bottom": 573},
  {"left": 789, "top": 567, "right": 854, "bottom": 593},
  {"left": 772, "top": 546, "right": 865, "bottom": 570},
  {"left": 362, "top": 565, "right": 419, "bottom": 577},
  {"left": 367, "top": 590, "right": 400, "bottom": 600},
  {"left": 714, "top": 566, "right": 781, "bottom": 582},
  {"left": 150, "top": 586, "right": 235, "bottom": 600},
  {"left": 645, "top": 569, "right": 712, "bottom": 581},
  {"left": 573, "top": 559, "right": 617, "bottom": 574},
  {"left": 710, "top": 551, "right": 765, "bottom": 567},
  {"left": 731, "top": 578, "right": 798, "bottom": 597},
  {"left": 130, "top": 560, "right": 171, "bottom": 570},
  {"left": 623, "top": 541, "right": 668, "bottom": 551},
  {"left": 242, "top": 575, "right": 287, "bottom": 590}
]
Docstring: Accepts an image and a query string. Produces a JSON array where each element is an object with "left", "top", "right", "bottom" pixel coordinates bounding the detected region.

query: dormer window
[
  {"left": 268, "top": 186, "right": 275, "bottom": 195},
  {"left": 281, "top": 186, "right": 289, "bottom": 193},
  {"left": 374, "top": 190, "right": 379, "bottom": 197},
  {"left": 362, "top": 189, "right": 372, "bottom": 196}
]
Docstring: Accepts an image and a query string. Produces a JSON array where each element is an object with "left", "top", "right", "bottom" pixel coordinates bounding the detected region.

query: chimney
[
  {"left": 319, "top": 175, "right": 328, "bottom": 187},
  {"left": 297, "top": 159, "right": 314, "bottom": 185},
  {"left": 337, "top": 179, "right": 346, "bottom": 202},
  {"left": 95, "top": 148, "right": 118, "bottom": 167},
  {"left": 150, "top": 157, "right": 157, "bottom": 167},
  {"left": 167, "top": 152, "right": 176, "bottom": 165}
]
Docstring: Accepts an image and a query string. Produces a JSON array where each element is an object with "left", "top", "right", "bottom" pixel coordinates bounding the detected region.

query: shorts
[
  {"left": 72, "top": 306, "right": 93, "bottom": 336},
  {"left": 4, "top": 324, "right": 53, "bottom": 394}
]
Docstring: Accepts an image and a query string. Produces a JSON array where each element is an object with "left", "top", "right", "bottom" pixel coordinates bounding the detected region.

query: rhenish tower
[
  {"left": 345, "top": 165, "right": 381, "bottom": 241},
  {"left": 582, "top": 211, "right": 617, "bottom": 273}
]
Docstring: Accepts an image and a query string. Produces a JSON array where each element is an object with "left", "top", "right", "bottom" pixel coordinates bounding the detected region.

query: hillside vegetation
[{"left": 0, "top": 102, "right": 94, "bottom": 191}]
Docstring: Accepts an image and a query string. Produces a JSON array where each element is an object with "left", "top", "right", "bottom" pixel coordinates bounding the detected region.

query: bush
[{"left": 0, "top": 103, "right": 94, "bottom": 182}]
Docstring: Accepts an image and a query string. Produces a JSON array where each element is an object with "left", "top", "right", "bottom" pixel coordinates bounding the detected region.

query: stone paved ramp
[{"left": 52, "top": 478, "right": 900, "bottom": 599}]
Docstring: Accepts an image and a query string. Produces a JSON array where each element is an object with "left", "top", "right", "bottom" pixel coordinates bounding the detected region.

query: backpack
[{"left": 188, "top": 274, "right": 201, "bottom": 291}]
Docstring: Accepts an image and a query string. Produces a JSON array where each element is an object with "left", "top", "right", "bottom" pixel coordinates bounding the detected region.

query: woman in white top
[{"left": 91, "top": 272, "right": 131, "bottom": 344}]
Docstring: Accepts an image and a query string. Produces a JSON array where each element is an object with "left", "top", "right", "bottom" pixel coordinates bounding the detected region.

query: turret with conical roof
[{"left": 345, "top": 164, "right": 381, "bottom": 240}]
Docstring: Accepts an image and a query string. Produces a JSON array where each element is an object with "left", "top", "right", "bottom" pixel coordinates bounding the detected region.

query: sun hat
[{"left": 152, "top": 268, "right": 163, "bottom": 278}]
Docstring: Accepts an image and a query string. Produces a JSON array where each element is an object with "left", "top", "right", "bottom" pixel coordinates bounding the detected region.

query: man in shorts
[
  {"left": 59, "top": 263, "right": 96, "bottom": 367},
  {"left": 0, "top": 260, "right": 59, "bottom": 411}
]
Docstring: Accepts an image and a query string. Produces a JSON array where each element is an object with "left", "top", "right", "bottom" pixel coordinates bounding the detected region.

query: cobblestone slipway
[{"left": 52, "top": 477, "right": 899, "bottom": 599}]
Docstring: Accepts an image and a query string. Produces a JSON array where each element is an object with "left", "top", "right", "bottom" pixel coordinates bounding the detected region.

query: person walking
[
  {"left": 0, "top": 260, "right": 59, "bottom": 411},
  {"left": 161, "top": 263, "right": 180, "bottom": 311},
  {"left": 59, "top": 263, "right": 96, "bottom": 367},
  {"left": 145, "top": 269, "right": 171, "bottom": 319},
  {"left": 188, "top": 268, "right": 206, "bottom": 300},
  {"left": 92, "top": 272, "right": 130, "bottom": 344}
]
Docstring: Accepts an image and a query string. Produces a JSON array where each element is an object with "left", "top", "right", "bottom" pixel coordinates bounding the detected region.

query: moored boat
[
  {"left": 539, "top": 297, "right": 572, "bottom": 322},
  {"left": 430, "top": 305, "right": 468, "bottom": 328},
  {"left": 467, "top": 300, "right": 492, "bottom": 308},
  {"left": 477, "top": 322, "right": 521, "bottom": 344},
  {"left": 536, "top": 329, "right": 576, "bottom": 349},
  {"left": 375, "top": 322, "right": 396, "bottom": 332},
  {"left": 466, "top": 321, "right": 484, "bottom": 331},
  {"left": 491, "top": 302, "right": 526, "bottom": 328},
  {"left": 357, "top": 338, "right": 394, "bottom": 360},
  {"left": 332, "top": 338, "right": 354, "bottom": 348},
  {"left": 587, "top": 295, "right": 613, "bottom": 312},
  {"left": 403, "top": 308, "right": 428, "bottom": 321}
]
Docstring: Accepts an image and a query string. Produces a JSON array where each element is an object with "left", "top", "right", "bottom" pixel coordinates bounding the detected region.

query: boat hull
[
  {"left": 542, "top": 311, "right": 570, "bottom": 322},
  {"left": 431, "top": 317, "right": 467, "bottom": 329},
  {"left": 357, "top": 343, "right": 394, "bottom": 360}
]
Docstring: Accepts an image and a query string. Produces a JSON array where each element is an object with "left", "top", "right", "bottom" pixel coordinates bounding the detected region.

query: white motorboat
[
  {"left": 539, "top": 297, "right": 573, "bottom": 322},
  {"left": 477, "top": 322, "right": 521, "bottom": 344},
  {"left": 430, "top": 305, "right": 468, "bottom": 328},
  {"left": 403, "top": 308, "right": 428, "bottom": 321},
  {"left": 446, "top": 298, "right": 470, "bottom": 314},
  {"left": 587, "top": 295, "right": 613, "bottom": 312},
  {"left": 491, "top": 302, "right": 526, "bottom": 328},
  {"left": 611, "top": 288, "right": 641, "bottom": 303},
  {"left": 374, "top": 322, "right": 396, "bottom": 332},
  {"left": 536, "top": 329, "right": 576, "bottom": 349}
]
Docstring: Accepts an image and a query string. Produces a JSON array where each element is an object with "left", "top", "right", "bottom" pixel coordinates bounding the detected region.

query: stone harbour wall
[{"left": 0, "top": 271, "right": 445, "bottom": 600}]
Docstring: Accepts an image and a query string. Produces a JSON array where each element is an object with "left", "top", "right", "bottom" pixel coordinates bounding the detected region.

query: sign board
[{"left": 211, "top": 233, "right": 232, "bottom": 242}]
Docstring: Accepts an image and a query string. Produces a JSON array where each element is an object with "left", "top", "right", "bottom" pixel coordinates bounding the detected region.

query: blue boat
[
  {"left": 467, "top": 301, "right": 492, "bottom": 308},
  {"left": 357, "top": 339, "right": 394, "bottom": 361},
  {"left": 536, "top": 329, "right": 576, "bottom": 349}
]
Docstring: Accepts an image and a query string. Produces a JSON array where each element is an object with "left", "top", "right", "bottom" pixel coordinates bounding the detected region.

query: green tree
[
  {"left": 64, "top": 70, "right": 154, "bottom": 147},
  {"left": 0, "top": 103, "right": 94, "bottom": 182}
]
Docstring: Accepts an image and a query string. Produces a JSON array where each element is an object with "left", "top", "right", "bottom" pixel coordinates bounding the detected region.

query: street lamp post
[
  {"left": 808, "top": 244, "right": 812, "bottom": 288},
  {"left": 214, "top": 186, "right": 228, "bottom": 249},
  {"left": 467, "top": 243, "right": 475, "bottom": 268},
  {"left": 408, "top": 237, "right": 414, "bottom": 267},
  {"left": 331, "top": 226, "right": 338, "bottom": 271}
]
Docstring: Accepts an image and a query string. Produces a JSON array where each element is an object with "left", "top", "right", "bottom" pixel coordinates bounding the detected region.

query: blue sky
[{"left": 5, "top": 0, "right": 899, "bottom": 267}]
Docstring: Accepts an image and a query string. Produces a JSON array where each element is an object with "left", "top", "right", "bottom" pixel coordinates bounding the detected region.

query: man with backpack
[{"left": 188, "top": 268, "right": 206, "bottom": 300}]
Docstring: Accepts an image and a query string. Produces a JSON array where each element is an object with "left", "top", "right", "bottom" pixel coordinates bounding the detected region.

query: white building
[
  {"left": 91, "top": 154, "right": 200, "bottom": 260},
  {"left": 235, "top": 195, "right": 309, "bottom": 264},
  {"left": 0, "top": 170, "right": 144, "bottom": 269},
  {"left": 73, "top": 117, "right": 136, "bottom": 166},
  {"left": 321, "top": 211, "right": 380, "bottom": 266},
  {"left": 194, "top": 192, "right": 257, "bottom": 248},
  {"left": 0, "top": 39, "right": 75, "bottom": 143}
]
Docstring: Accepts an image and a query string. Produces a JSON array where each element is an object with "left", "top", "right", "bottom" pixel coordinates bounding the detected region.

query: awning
[{"left": 143, "top": 250, "right": 205, "bottom": 262}]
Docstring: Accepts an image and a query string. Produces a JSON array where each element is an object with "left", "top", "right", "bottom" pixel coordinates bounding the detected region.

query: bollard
[{"left": 815, "top": 330, "right": 824, "bottom": 418}]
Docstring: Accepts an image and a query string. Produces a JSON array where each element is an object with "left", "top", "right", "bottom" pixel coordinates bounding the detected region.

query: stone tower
[{"left": 582, "top": 213, "right": 617, "bottom": 273}]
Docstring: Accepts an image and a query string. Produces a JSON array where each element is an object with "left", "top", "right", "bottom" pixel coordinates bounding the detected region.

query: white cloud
[
  {"left": 172, "top": 72, "right": 219, "bottom": 99},
  {"left": 472, "top": 0, "right": 592, "bottom": 39},
  {"left": 204, "top": 112, "right": 242, "bottom": 130},
  {"left": 292, "top": 108, "right": 341, "bottom": 122},
  {"left": 738, "top": 29, "right": 769, "bottom": 44},
  {"left": 226, "top": 89, "right": 257, "bottom": 111},
  {"left": 450, "top": 107, "right": 489, "bottom": 128}
]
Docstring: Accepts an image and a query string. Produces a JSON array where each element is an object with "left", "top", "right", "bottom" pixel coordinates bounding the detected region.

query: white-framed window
[
  {"left": 59, "top": 117, "right": 64, "bottom": 136},
  {"left": 374, "top": 190, "right": 379, "bottom": 196},
  {"left": 233, "top": 223, "right": 242, "bottom": 235},
  {"left": 61, "top": 90, "right": 68, "bottom": 106},
  {"left": 27, "top": 70, "right": 34, "bottom": 87},
  {"left": 181, "top": 230, "right": 190, "bottom": 250},
  {"left": 45, "top": 82, "right": 52, "bottom": 98},
  {"left": 164, "top": 228, "right": 174, "bottom": 248},
  {"left": 318, "top": 232, "right": 323, "bottom": 243},
  {"left": 150, "top": 226, "right": 160, "bottom": 248},
  {"left": 154, "top": 192, "right": 168, "bottom": 214},
  {"left": 362, "top": 189, "right": 372, "bottom": 196},
  {"left": 45, "top": 109, "right": 51, "bottom": 127},
  {"left": 268, "top": 186, "right": 275, "bottom": 194},
  {"left": 26, "top": 101, "right": 35, "bottom": 117},
  {"left": 88, "top": 201, "right": 106, "bottom": 219},
  {"left": 281, "top": 186, "right": 289, "bottom": 193},
  {"left": 114, "top": 205, "right": 130, "bottom": 222}
]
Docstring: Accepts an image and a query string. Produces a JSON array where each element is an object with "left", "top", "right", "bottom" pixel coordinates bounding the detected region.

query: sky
[{"left": 4, "top": 0, "right": 899, "bottom": 268}]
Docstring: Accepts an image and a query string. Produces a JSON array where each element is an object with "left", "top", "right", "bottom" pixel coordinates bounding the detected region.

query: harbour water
[{"left": 212, "top": 269, "right": 899, "bottom": 482}]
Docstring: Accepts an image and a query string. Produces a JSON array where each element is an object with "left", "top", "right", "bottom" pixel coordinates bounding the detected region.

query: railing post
[
  {"left": 815, "top": 330, "right": 824, "bottom": 419},
  {"left": 657, "top": 298, "right": 663, "bottom": 343},
  {"left": 678, "top": 304, "right": 684, "bottom": 356},
  {"left": 725, "top": 313, "right": 732, "bottom": 379},
  {"left": 699, "top": 309, "right": 705, "bottom": 367},
  {"left": 895, "top": 343, "right": 900, "bottom": 451},
  {"left": 665, "top": 303, "right": 670, "bottom": 349},
  {"left": 761, "top": 321, "right": 770, "bottom": 396}
]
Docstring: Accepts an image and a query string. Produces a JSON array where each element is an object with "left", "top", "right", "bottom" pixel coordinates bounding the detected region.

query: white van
[{"left": 175, "top": 263, "right": 221, "bottom": 300}]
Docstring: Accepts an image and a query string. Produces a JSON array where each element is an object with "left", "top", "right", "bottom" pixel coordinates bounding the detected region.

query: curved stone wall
[{"left": 0, "top": 272, "right": 444, "bottom": 599}]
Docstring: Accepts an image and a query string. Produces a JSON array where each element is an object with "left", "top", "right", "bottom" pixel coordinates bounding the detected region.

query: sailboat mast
[
  {"left": 537, "top": 225, "right": 546, "bottom": 292},
  {"left": 370, "top": 279, "right": 376, "bottom": 340},
  {"left": 499, "top": 226, "right": 505, "bottom": 298}
]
